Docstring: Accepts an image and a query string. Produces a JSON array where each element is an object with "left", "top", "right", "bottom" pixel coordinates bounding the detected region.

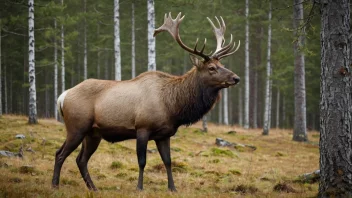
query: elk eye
[{"left": 209, "top": 66, "right": 216, "bottom": 71}]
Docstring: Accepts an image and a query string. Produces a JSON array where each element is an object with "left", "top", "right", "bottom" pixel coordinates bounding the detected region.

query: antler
[
  {"left": 207, "top": 16, "right": 240, "bottom": 60},
  {"left": 154, "top": 12, "right": 211, "bottom": 61}
]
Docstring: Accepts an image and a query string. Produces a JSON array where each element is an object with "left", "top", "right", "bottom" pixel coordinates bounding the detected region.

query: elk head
[{"left": 154, "top": 12, "right": 241, "bottom": 89}]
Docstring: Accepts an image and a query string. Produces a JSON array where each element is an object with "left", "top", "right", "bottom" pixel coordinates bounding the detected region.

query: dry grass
[{"left": 0, "top": 115, "right": 319, "bottom": 197}]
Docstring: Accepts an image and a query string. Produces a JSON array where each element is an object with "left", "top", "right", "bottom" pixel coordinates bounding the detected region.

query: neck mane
[{"left": 162, "top": 67, "right": 220, "bottom": 127}]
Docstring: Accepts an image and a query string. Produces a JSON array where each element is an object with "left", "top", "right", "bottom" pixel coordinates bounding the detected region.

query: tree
[
  {"left": 244, "top": 0, "right": 250, "bottom": 129},
  {"left": 262, "top": 0, "right": 272, "bottom": 135},
  {"left": 54, "top": 19, "right": 58, "bottom": 120},
  {"left": 147, "top": 0, "right": 156, "bottom": 71},
  {"left": 223, "top": 88, "right": 229, "bottom": 125},
  {"left": 83, "top": 0, "right": 87, "bottom": 80},
  {"left": 292, "top": 0, "right": 307, "bottom": 142},
  {"left": 28, "top": 0, "right": 37, "bottom": 124},
  {"left": 131, "top": 1, "right": 136, "bottom": 78},
  {"left": 0, "top": 20, "right": 2, "bottom": 116},
  {"left": 319, "top": 0, "right": 352, "bottom": 196},
  {"left": 61, "top": 0, "right": 65, "bottom": 93},
  {"left": 114, "top": 0, "right": 121, "bottom": 80}
]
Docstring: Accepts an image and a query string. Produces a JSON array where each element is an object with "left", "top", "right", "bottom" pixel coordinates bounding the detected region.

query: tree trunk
[
  {"left": 218, "top": 91, "right": 223, "bottom": 124},
  {"left": 276, "top": 90, "right": 280, "bottom": 128},
  {"left": 202, "top": 116, "right": 208, "bottom": 132},
  {"left": 54, "top": 19, "right": 58, "bottom": 120},
  {"left": 244, "top": 0, "right": 250, "bottom": 129},
  {"left": 0, "top": 21, "right": 2, "bottom": 116},
  {"left": 114, "top": 0, "right": 121, "bottom": 80},
  {"left": 293, "top": 0, "right": 307, "bottom": 142},
  {"left": 238, "top": 87, "right": 243, "bottom": 126},
  {"left": 4, "top": 56, "right": 7, "bottom": 114},
  {"left": 104, "top": 53, "right": 109, "bottom": 80},
  {"left": 319, "top": 0, "right": 352, "bottom": 196},
  {"left": 61, "top": 0, "right": 65, "bottom": 93},
  {"left": 268, "top": 70, "right": 273, "bottom": 129},
  {"left": 262, "top": 0, "right": 272, "bottom": 135},
  {"left": 147, "top": 0, "right": 156, "bottom": 71},
  {"left": 28, "top": 0, "right": 37, "bottom": 124},
  {"left": 223, "top": 88, "right": 229, "bottom": 125},
  {"left": 83, "top": 0, "right": 87, "bottom": 80},
  {"left": 131, "top": 1, "right": 136, "bottom": 78}
]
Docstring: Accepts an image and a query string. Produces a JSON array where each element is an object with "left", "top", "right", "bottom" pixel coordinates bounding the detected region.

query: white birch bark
[
  {"left": 218, "top": 92, "right": 223, "bottom": 124},
  {"left": 147, "top": 0, "right": 156, "bottom": 71},
  {"left": 28, "top": 0, "right": 37, "bottom": 124},
  {"left": 293, "top": 0, "right": 307, "bottom": 141},
  {"left": 244, "top": 0, "right": 250, "bottom": 129},
  {"left": 131, "top": 2, "right": 136, "bottom": 78},
  {"left": 223, "top": 88, "right": 229, "bottom": 125},
  {"left": 202, "top": 115, "right": 208, "bottom": 132},
  {"left": 268, "top": 71, "right": 273, "bottom": 129},
  {"left": 61, "top": 0, "right": 65, "bottom": 92},
  {"left": 83, "top": 0, "right": 87, "bottom": 80},
  {"left": 114, "top": 0, "right": 121, "bottom": 80},
  {"left": 282, "top": 95, "right": 286, "bottom": 127},
  {"left": 54, "top": 19, "right": 58, "bottom": 120},
  {"left": 276, "top": 90, "right": 280, "bottom": 128},
  {"left": 263, "top": 0, "right": 272, "bottom": 135}
]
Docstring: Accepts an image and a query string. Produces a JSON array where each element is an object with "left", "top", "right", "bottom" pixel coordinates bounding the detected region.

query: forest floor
[{"left": 0, "top": 115, "right": 319, "bottom": 198}]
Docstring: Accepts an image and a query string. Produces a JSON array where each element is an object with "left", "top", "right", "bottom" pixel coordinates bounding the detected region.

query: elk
[{"left": 52, "top": 12, "right": 240, "bottom": 192}]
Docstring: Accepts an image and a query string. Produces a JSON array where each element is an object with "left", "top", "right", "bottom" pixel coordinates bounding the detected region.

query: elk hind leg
[
  {"left": 52, "top": 133, "right": 85, "bottom": 188},
  {"left": 76, "top": 130, "right": 101, "bottom": 191}
]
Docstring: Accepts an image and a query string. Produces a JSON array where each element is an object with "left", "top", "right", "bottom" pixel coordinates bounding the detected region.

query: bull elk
[{"left": 52, "top": 12, "right": 240, "bottom": 192}]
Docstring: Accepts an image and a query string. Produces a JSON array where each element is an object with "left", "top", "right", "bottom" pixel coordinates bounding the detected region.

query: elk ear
[{"left": 189, "top": 54, "right": 204, "bottom": 68}]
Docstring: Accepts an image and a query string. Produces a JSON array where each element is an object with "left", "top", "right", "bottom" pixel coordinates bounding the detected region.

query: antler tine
[
  {"left": 200, "top": 38, "right": 207, "bottom": 54},
  {"left": 218, "top": 40, "right": 241, "bottom": 59},
  {"left": 154, "top": 12, "right": 210, "bottom": 61}
]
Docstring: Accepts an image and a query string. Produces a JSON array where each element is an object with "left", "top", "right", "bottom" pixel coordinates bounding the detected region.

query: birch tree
[
  {"left": 262, "top": 0, "right": 272, "bottom": 135},
  {"left": 61, "top": 0, "right": 65, "bottom": 92},
  {"left": 114, "top": 0, "right": 121, "bottom": 80},
  {"left": 223, "top": 89, "right": 229, "bottom": 125},
  {"left": 244, "top": 0, "right": 250, "bottom": 129},
  {"left": 83, "top": 0, "right": 87, "bottom": 80},
  {"left": 292, "top": 0, "right": 307, "bottom": 141},
  {"left": 238, "top": 87, "right": 243, "bottom": 126},
  {"left": 319, "top": 0, "right": 352, "bottom": 196},
  {"left": 147, "top": 0, "right": 156, "bottom": 71},
  {"left": 131, "top": 1, "right": 136, "bottom": 78},
  {"left": 54, "top": 19, "right": 58, "bottom": 120},
  {"left": 28, "top": 0, "right": 37, "bottom": 124}
]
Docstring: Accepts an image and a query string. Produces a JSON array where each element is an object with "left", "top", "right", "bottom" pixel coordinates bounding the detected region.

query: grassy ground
[{"left": 0, "top": 115, "right": 319, "bottom": 198}]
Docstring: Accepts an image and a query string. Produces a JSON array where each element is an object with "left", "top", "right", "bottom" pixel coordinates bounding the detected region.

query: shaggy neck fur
[{"left": 162, "top": 67, "right": 220, "bottom": 127}]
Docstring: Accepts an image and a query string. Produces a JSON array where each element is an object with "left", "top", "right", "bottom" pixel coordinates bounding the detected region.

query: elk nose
[{"left": 233, "top": 76, "right": 240, "bottom": 84}]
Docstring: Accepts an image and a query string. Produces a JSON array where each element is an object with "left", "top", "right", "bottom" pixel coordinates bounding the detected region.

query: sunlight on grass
[{"left": 0, "top": 115, "right": 319, "bottom": 197}]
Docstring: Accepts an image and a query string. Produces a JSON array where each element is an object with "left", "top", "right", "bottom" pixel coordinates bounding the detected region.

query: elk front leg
[
  {"left": 136, "top": 129, "right": 150, "bottom": 191},
  {"left": 155, "top": 137, "right": 177, "bottom": 192}
]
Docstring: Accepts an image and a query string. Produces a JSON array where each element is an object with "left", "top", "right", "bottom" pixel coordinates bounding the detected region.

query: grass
[{"left": 0, "top": 115, "right": 319, "bottom": 197}]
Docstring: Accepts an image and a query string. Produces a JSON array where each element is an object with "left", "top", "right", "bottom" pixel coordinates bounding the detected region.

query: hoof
[{"left": 169, "top": 187, "right": 177, "bottom": 192}]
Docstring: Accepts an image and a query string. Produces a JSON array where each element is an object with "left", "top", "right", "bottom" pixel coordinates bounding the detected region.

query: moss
[
  {"left": 110, "top": 161, "right": 123, "bottom": 169},
  {"left": 210, "top": 148, "right": 237, "bottom": 158},
  {"left": 208, "top": 158, "right": 220, "bottom": 163}
]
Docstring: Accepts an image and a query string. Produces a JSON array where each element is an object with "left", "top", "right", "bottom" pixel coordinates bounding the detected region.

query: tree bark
[
  {"left": 244, "top": 0, "right": 250, "bottom": 129},
  {"left": 293, "top": 0, "right": 308, "bottom": 142},
  {"left": 0, "top": 21, "right": 2, "bottom": 116},
  {"left": 276, "top": 90, "right": 280, "bottom": 128},
  {"left": 223, "top": 88, "right": 229, "bottom": 125},
  {"left": 147, "top": 0, "right": 156, "bottom": 71},
  {"left": 61, "top": 0, "right": 65, "bottom": 93},
  {"left": 262, "top": 0, "right": 272, "bottom": 135},
  {"left": 202, "top": 116, "right": 208, "bottom": 132},
  {"left": 54, "top": 19, "right": 58, "bottom": 120},
  {"left": 131, "top": 1, "right": 136, "bottom": 78},
  {"left": 97, "top": 24, "right": 100, "bottom": 79},
  {"left": 114, "top": 0, "right": 121, "bottom": 80},
  {"left": 238, "top": 87, "right": 243, "bottom": 126},
  {"left": 28, "top": 0, "right": 37, "bottom": 124},
  {"left": 319, "top": 0, "right": 352, "bottom": 196},
  {"left": 83, "top": 0, "right": 87, "bottom": 80}
]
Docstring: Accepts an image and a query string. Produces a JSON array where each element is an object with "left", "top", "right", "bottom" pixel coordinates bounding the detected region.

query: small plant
[
  {"left": 110, "top": 161, "right": 123, "bottom": 169},
  {"left": 210, "top": 148, "right": 237, "bottom": 158}
]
